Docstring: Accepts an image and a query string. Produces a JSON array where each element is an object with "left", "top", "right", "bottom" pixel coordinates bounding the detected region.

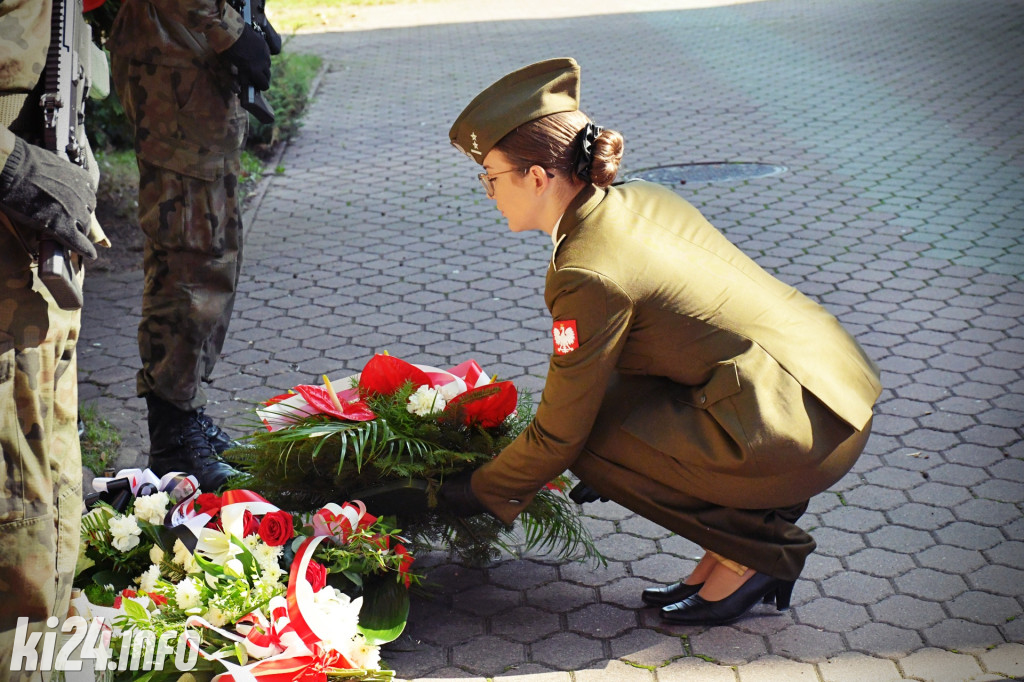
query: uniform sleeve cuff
[
  {"left": 0, "top": 133, "right": 24, "bottom": 191},
  {"left": 208, "top": 4, "right": 246, "bottom": 54}
]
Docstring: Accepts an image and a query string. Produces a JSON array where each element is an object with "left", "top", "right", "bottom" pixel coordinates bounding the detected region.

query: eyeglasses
[{"left": 477, "top": 168, "right": 526, "bottom": 198}]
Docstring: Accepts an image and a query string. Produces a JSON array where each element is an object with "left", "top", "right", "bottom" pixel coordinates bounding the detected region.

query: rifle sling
[{"left": 0, "top": 93, "right": 29, "bottom": 129}]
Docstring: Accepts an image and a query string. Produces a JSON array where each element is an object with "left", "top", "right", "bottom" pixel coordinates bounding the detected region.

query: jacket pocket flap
[{"left": 676, "top": 362, "right": 741, "bottom": 409}]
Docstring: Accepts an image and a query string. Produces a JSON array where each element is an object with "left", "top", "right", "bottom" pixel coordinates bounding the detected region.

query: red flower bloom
[
  {"left": 194, "top": 493, "right": 222, "bottom": 517},
  {"left": 305, "top": 560, "right": 328, "bottom": 593},
  {"left": 242, "top": 510, "right": 260, "bottom": 537},
  {"left": 292, "top": 384, "right": 375, "bottom": 422},
  {"left": 258, "top": 510, "right": 295, "bottom": 547},
  {"left": 113, "top": 588, "right": 138, "bottom": 609},
  {"left": 359, "top": 354, "right": 431, "bottom": 397},
  {"left": 442, "top": 381, "right": 517, "bottom": 427},
  {"left": 147, "top": 593, "right": 168, "bottom": 606},
  {"left": 394, "top": 544, "right": 414, "bottom": 588}
]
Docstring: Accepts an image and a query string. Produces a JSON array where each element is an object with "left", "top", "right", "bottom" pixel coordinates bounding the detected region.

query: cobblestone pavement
[{"left": 77, "top": 0, "right": 1024, "bottom": 679}]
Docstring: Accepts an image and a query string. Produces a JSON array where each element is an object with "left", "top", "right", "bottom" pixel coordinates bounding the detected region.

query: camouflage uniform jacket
[
  {"left": 0, "top": 0, "right": 51, "bottom": 168},
  {"left": 108, "top": 0, "right": 247, "bottom": 179}
]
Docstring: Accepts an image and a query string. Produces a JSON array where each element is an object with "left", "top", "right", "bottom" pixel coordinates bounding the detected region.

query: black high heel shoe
[
  {"left": 660, "top": 572, "right": 795, "bottom": 625},
  {"left": 641, "top": 581, "right": 704, "bottom": 607}
]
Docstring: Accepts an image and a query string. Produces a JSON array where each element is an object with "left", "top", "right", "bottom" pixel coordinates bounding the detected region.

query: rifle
[
  {"left": 228, "top": 0, "right": 275, "bottom": 124},
  {"left": 38, "top": 0, "right": 97, "bottom": 310}
]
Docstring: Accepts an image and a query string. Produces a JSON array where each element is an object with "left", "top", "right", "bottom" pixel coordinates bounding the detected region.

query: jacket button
[
  {"left": 699, "top": 395, "right": 707, "bottom": 404},
  {"left": 509, "top": 499, "right": 521, "bottom": 505}
]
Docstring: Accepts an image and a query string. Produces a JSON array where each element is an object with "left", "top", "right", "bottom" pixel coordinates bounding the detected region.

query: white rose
[
  {"left": 406, "top": 385, "right": 446, "bottom": 417},
  {"left": 175, "top": 578, "right": 203, "bottom": 611},
  {"left": 150, "top": 545, "right": 165, "bottom": 564},
  {"left": 132, "top": 492, "right": 170, "bottom": 525},
  {"left": 108, "top": 515, "right": 142, "bottom": 552}
]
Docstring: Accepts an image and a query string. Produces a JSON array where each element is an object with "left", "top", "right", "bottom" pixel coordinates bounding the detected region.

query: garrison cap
[{"left": 449, "top": 58, "right": 580, "bottom": 165}]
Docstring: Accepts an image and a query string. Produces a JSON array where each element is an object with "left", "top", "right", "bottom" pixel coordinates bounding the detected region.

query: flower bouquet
[
  {"left": 73, "top": 468, "right": 415, "bottom": 681},
  {"left": 224, "top": 354, "right": 600, "bottom": 565}
]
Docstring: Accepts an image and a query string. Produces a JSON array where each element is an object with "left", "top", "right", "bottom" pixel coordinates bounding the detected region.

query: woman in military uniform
[{"left": 442, "top": 58, "right": 882, "bottom": 626}]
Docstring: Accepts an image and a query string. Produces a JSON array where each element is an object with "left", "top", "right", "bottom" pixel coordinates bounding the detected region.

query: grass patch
[
  {"left": 80, "top": 404, "right": 122, "bottom": 475},
  {"left": 267, "top": 0, "right": 415, "bottom": 33},
  {"left": 248, "top": 48, "right": 323, "bottom": 149}
]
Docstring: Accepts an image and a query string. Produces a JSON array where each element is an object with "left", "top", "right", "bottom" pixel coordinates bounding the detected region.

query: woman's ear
[{"left": 528, "top": 165, "right": 552, "bottom": 194}]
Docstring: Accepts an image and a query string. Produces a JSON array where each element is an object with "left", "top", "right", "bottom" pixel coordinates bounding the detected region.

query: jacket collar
[{"left": 550, "top": 185, "right": 607, "bottom": 268}]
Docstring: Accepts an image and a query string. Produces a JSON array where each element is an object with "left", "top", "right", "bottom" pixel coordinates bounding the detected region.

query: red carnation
[{"left": 258, "top": 510, "right": 294, "bottom": 547}]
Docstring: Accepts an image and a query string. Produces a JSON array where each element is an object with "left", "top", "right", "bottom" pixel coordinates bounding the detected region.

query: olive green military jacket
[{"left": 471, "top": 181, "right": 882, "bottom": 523}]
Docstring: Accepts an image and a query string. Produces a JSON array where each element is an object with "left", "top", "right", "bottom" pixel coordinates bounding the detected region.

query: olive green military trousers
[
  {"left": 0, "top": 229, "right": 83, "bottom": 681},
  {"left": 571, "top": 374, "right": 871, "bottom": 582}
]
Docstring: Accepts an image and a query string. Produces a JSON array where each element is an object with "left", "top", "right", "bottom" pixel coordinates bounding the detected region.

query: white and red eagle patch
[{"left": 552, "top": 320, "right": 579, "bottom": 355}]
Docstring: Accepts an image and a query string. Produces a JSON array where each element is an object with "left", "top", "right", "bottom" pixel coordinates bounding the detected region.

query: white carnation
[
  {"left": 345, "top": 634, "right": 381, "bottom": 670},
  {"left": 172, "top": 539, "right": 200, "bottom": 573},
  {"left": 251, "top": 542, "right": 282, "bottom": 574},
  {"left": 204, "top": 605, "right": 228, "bottom": 628},
  {"left": 133, "top": 492, "right": 170, "bottom": 525},
  {"left": 406, "top": 385, "right": 446, "bottom": 417},
  {"left": 150, "top": 545, "right": 165, "bottom": 564},
  {"left": 175, "top": 578, "right": 203, "bottom": 611},
  {"left": 108, "top": 515, "right": 142, "bottom": 552},
  {"left": 138, "top": 564, "right": 161, "bottom": 593}
]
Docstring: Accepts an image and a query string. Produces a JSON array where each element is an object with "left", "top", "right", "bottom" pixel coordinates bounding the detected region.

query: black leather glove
[
  {"left": 259, "top": 16, "right": 282, "bottom": 56},
  {"left": 221, "top": 24, "right": 272, "bottom": 91},
  {"left": 569, "top": 482, "right": 608, "bottom": 504},
  {"left": 0, "top": 138, "right": 97, "bottom": 259},
  {"left": 438, "top": 471, "right": 487, "bottom": 517}
]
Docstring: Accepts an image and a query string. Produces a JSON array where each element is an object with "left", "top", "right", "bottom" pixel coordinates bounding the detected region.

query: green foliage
[
  {"left": 248, "top": 48, "right": 323, "bottom": 148},
  {"left": 225, "top": 390, "right": 603, "bottom": 566},
  {"left": 79, "top": 403, "right": 122, "bottom": 475}
]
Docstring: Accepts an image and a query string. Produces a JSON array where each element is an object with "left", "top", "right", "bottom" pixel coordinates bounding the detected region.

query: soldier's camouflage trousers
[
  {"left": 111, "top": 56, "right": 246, "bottom": 413},
  {"left": 0, "top": 227, "right": 83, "bottom": 681},
  {"left": 135, "top": 158, "right": 243, "bottom": 412}
]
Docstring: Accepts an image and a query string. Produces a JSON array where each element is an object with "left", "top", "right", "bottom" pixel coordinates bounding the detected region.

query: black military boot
[
  {"left": 146, "top": 394, "right": 238, "bottom": 492},
  {"left": 195, "top": 407, "right": 242, "bottom": 455}
]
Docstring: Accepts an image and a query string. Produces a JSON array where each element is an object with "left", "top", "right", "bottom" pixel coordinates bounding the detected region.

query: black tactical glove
[
  {"left": 438, "top": 471, "right": 487, "bottom": 517},
  {"left": 259, "top": 16, "right": 282, "bottom": 55},
  {"left": 221, "top": 24, "right": 272, "bottom": 91},
  {"left": 569, "top": 481, "right": 608, "bottom": 504},
  {"left": 0, "top": 137, "right": 97, "bottom": 260}
]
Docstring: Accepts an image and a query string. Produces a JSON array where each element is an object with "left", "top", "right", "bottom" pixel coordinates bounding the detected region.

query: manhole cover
[{"left": 625, "top": 162, "right": 787, "bottom": 185}]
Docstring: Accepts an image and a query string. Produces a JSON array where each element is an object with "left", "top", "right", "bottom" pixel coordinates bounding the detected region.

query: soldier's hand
[
  {"left": 222, "top": 24, "right": 272, "bottom": 90},
  {"left": 438, "top": 471, "right": 488, "bottom": 518},
  {"left": 0, "top": 138, "right": 97, "bottom": 259},
  {"left": 259, "top": 16, "right": 282, "bottom": 55},
  {"left": 568, "top": 481, "right": 609, "bottom": 504}
]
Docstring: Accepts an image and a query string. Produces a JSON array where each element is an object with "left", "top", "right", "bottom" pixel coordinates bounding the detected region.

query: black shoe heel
[
  {"left": 660, "top": 573, "right": 797, "bottom": 626},
  {"left": 774, "top": 580, "right": 795, "bottom": 611}
]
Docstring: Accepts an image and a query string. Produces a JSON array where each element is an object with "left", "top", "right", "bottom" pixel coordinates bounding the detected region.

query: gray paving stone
[
  {"left": 686, "top": 626, "right": 769, "bottom": 666},
  {"left": 76, "top": 2, "right": 1024, "bottom": 681},
  {"left": 899, "top": 647, "right": 991, "bottom": 682},
  {"left": 817, "top": 652, "right": 903, "bottom": 682},
  {"left": 609, "top": 628, "right": 684, "bottom": 667},
  {"left": 529, "top": 632, "right": 605, "bottom": 670}
]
